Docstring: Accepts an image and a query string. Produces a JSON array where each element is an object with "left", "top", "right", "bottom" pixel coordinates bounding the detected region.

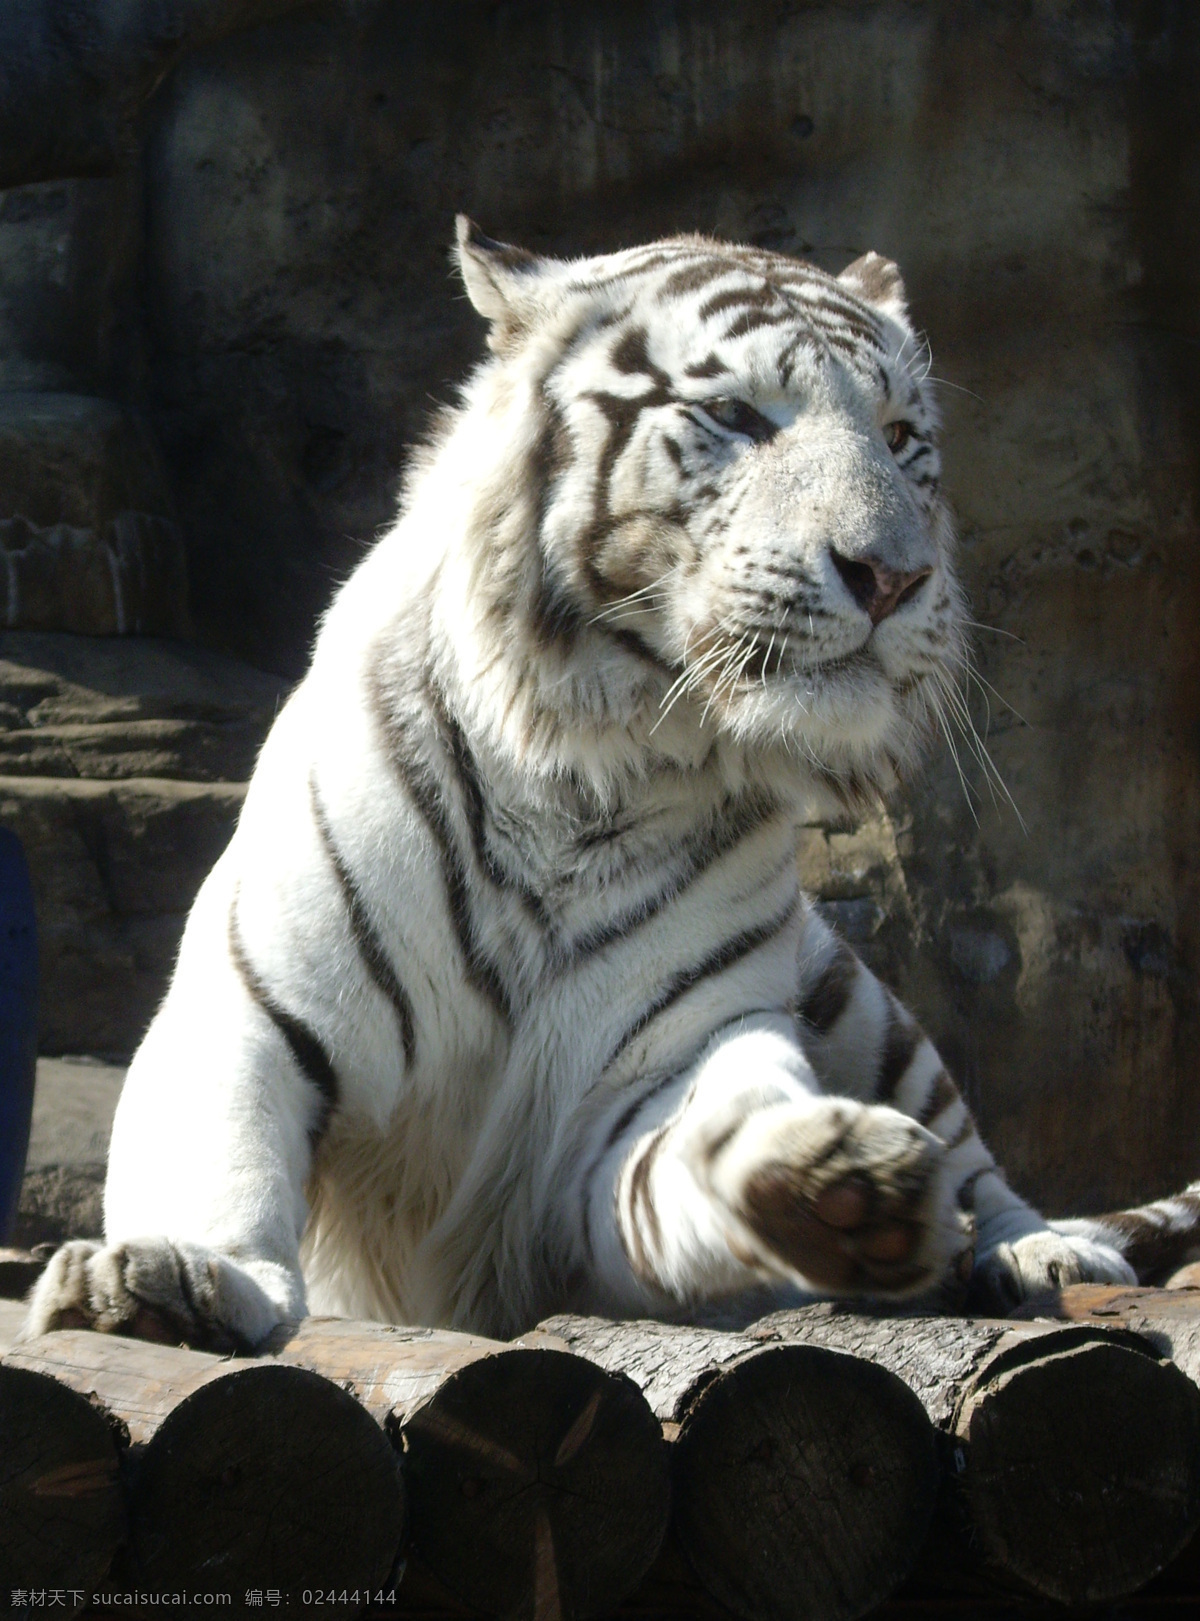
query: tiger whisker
[
  {"left": 924, "top": 374, "right": 985, "bottom": 403},
  {"left": 961, "top": 654, "right": 1030, "bottom": 728},
  {"left": 759, "top": 632, "right": 777, "bottom": 690},
  {"left": 652, "top": 638, "right": 732, "bottom": 732},
  {"left": 932, "top": 665, "right": 1025, "bottom": 831},
  {"left": 589, "top": 569, "right": 678, "bottom": 626},
  {"left": 700, "top": 634, "right": 753, "bottom": 726},
  {"left": 930, "top": 683, "right": 980, "bottom": 827},
  {"left": 962, "top": 617, "right": 1025, "bottom": 644}
]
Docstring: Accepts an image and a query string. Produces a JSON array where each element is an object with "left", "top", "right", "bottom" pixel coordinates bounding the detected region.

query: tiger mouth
[
  {"left": 652, "top": 627, "right": 926, "bottom": 713},
  {"left": 739, "top": 636, "right": 876, "bottom": 687},
  {"left": 669, "top": 644, "right": 879, "bottom": 710}
]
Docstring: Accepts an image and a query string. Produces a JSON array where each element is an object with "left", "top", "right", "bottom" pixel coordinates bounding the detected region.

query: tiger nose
[{"left": 830, "top": 551, "right": 933, "bottom": 626}]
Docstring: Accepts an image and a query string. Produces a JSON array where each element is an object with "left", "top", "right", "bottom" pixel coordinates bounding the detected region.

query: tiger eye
[
  {"left": 885, "top": 420, "right": 913, "bottom": 453},
  {"left": 699, "top": 398, "right": 777, "bottom": 443}
]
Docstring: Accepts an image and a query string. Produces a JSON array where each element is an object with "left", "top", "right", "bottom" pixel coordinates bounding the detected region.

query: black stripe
[
  {"left": 798, "top": 292, "right": 885, "bottom": 347},
  {"left": 798, "top": 937, "right": 858, "bottom": 1035},
  {"left": 1091, "top": 1196, "right": 1200, "bottom": 1280},
  {"left": 531, "top": 565, "right": 586, "bottom": 647},
  {"left": 899, "top": 443, "right": 934, "bottom": 468},
  {"left": 603, "top": 892, "right": 801, "bottom": 1074},
  {"left": 776, "top": 328, "right": 823, "bottom": 386},
  {"left": 600, "top": 1072, "right": 682, "bottom": 1163},
  {"left": 582, "top": 249, "right": 685, "bottom": 288},
  {"left": 683, "top": 352, "right": 729, "bottom": 379},
  {"left": 422, "top": 673, "right": 552, "bottom": 931},
  {"left": 956, "top": 1165, "right": 989, "bottom": 1211},
  {"left": 822, "top": 330, "right": 867, "bottom": 361},
  {"left": 600, "top": 620, "right": 679, "bottom": 674},
  {"left": 367, "top": 660, "right": 513, "bottom": 1023},
  {"left": 698, "top": 285, "right": 773, "bottom": 323},
  {"left": 580, "top": 1069, "right": 683, "bottom": 1266},
  {"left": 875, "top": 1007, "right": 923, "bottom": 1101},
  {"left": 917, "top": 1068, "right": 958, "bottom": 1128},
  {"left": 309, "top": 773, "right": 416, "bottom": 1068},
  {"left": 699, "top": 1117, "right": 745, "bottom": 1167},
  {"left": 944, "top": 1112, "right": 976, "bottom": 1152},
  {"left": 564, "top": 788, "right": 782, "bottom": 963},
  {"left": 582, "top": 385, "right": 672, "bottom": 507},
  {"left": 622, "top": 1126, "right": 668, "bottom": 1283},
  {"left": 724, "top": 308, "right": 795, "bottom": 340},
  {"left": 659, "top": 261, "right": 730, "bottom": 299},
  {"left": 228, "top": 892, "right": 339, "bottom": 1146}
]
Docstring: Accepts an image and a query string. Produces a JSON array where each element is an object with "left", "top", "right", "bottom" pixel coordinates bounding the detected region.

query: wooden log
[
  {"left": 1011, "top": 1280, "right": 1200, "bottom": 1382},
  {"left": 539, "top": 1314, "right": 939, "bottom": 1621},
  {"left": 1011, "top": 1277, "right": 1200, "bottom": 1607},
  {"left": 269, "top": 1316, "right": 671, "bottom": 1621},
  {"left": 751, "top": 1303, "right": 1200, "bottom": 1606},
  {"left": 1, "top": 1327, "right": 124, "bottom": 1616},
  {"left": 5, "top": 1329, "right": 404, "bottom": 1619}
]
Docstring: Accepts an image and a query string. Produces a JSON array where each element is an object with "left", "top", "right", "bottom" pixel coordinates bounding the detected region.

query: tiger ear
[
  {"left": 838, "top": 251, "right": 908, "bottom": 321},
  {"left": 455, "top": 216, "right": 544, "bottom": 338}
]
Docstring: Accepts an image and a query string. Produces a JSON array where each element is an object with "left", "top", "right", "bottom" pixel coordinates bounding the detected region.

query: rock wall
[
  {"left": 0, "top": 1, "right": 1197, "bottom": 1217},
  {"left": 0, "top": 633, "right": 288, "bottom": 1053}
]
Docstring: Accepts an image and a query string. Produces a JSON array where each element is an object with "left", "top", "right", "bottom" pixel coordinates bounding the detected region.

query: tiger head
[{"left": 433, "top": 217, "right": 965, "bottom": 804}]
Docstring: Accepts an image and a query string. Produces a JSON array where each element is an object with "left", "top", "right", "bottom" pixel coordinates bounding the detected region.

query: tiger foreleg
[
  {"left": 23, "top": 861, "right": 313, "bottom": 1351},
  {"left": 793, "top": 910, "right": 1135, "bottom": 1309},
  {"left": 581, "top": 1012, "right": 973, "bottom": 1316}
]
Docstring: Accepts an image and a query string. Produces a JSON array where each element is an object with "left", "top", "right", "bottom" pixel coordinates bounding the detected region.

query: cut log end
[
  {"left": 673, "top": 1343, "right": 938, "bottom": 1621},
  {"left": 397, "top": 1346, "right": 670, "bottom": 1621},
  {"left": 0, "top": 1363, "right": 124, "bottom": 1607},
  {"left": 956, "top": 1334, "right": 1200, "bottom": 1605},
  {"left": 130, "top": 1362, "right": 404, "bottom": 1618}
]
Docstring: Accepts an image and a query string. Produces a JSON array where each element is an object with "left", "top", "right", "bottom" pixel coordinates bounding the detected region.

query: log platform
[
  {"left": 3, "top": 1278, "right": 1200, "bottom": 1617},
  {"left": 542, "top": 1314, "right": 938, "bottom": 1621},
  {"left": 5, "top": 1326, "right": 405, "bottom": 1621},
  {"left": 752, "top": 1302, "right": 1200, "bottom": 1606},
  {"left": 0, "top": 1308, "right": 124, "bottom": 1614},
  {"left": 266, "top": 1315, "right": 671, "bottom": 1621}
]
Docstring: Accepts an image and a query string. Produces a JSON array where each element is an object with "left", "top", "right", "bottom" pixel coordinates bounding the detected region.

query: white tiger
[{"left": 27, "top": 219, "right": 1140, "bottom": 1351}]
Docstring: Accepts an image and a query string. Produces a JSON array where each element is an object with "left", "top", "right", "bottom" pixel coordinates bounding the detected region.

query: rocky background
[{"left": 1, "top": 0, "right": 1197, "bottom": 1226}]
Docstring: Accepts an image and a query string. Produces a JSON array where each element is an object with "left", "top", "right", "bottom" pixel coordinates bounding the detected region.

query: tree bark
[
  {"left": 539, "top": 1314, "right": 938, "bottom": 1621},
  {"left": 751, "top": 1303, "right": 1200, "bottom": 1606},
  {"left": 268, "top": 1316, "right": 671, "bottom": 1621},
  {"left": 5, "top": 1328, "right": 404, "bottom": 1619}
]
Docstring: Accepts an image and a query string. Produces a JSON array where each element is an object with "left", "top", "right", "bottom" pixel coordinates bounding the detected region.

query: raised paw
[
  {"left": 701, "top": 1100, "right": 972, "bottom": 1297},
  {"left": 23, "top": 1237, "right": 269, "bottom": 1352},
  {"left": 971, "top": 1229, "right": 1136, "bottom": 1315}
]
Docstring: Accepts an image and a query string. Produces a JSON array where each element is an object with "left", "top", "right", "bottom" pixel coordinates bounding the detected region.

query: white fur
[{"left": 25, "top": 227, "right": 1128, "bottom": 1347}]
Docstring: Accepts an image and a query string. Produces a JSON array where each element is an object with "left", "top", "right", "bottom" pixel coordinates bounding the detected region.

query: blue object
[{"left": 0, "top": 826, "right": 37, "bottom": 1244}]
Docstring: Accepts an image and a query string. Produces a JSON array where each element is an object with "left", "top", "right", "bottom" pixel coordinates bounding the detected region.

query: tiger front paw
[
  {"left": 971, "top": 1229, "right": 1136, "bottom": 1314},
  {"left": 23, "top": 1237, "right": 273, "bottom": 1352},
  {"left": 702, "top": 1099, "right": 973, "bottom": 1297}
]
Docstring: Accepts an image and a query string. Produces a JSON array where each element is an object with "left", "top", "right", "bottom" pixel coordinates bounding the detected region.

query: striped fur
[
  {"left": 1058, "top": 1189, "right": 1200, "bottom": 1285},
  {"left": 26, "top": 220, "right": 1143, "bottom": 1347}
]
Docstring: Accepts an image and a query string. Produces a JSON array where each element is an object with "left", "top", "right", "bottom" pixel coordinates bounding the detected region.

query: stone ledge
[
  {"left": 12, "top": 1055, "right": 124, "bottom": 1250},
  {"left": 0, "top": 775, "right": 244, "bottom": 1053}
]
